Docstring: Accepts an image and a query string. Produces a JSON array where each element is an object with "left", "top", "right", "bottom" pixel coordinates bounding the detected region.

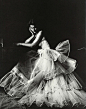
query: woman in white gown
[{"left": 0, "top": 22, "right": 86, "bottom": 108}]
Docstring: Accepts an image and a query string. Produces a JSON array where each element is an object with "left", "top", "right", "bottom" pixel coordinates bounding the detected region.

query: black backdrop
[{"left": 0, "top": 0, "right": 86, "bottom": 85}]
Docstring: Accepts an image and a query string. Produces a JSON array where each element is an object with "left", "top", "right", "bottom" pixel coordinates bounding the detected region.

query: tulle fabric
[
  {"left": 18, "top": 75, "right": 86, "bottom": 108},
  {"left": 0, "top": 40, "right": 86, "bottom": 108},
  {"left": 18, "top": 46, "right": 86, "bottom": 108},
  {"left": 0, "top": 91, "right": 26, "bottom": 109},
  {"left": 0, "top": 50, "right": 39, "bottom": 98}
]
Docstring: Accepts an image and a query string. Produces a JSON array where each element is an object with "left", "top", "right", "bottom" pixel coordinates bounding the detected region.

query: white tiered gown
[
  {"left": 18, "top": 40, "right": 86, "bottom": 107},
  {"left": 0, "top": 40, "right": 86, "bottom": 108}
]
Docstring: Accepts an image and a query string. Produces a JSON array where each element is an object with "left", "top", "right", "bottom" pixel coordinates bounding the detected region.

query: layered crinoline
[{"left": 0, "top": 40, "right": 86, "bottom": 108}]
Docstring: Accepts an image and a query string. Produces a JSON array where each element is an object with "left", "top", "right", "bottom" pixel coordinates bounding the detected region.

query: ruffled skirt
[
  {"left": 18, "top": 71, "right": 86, "bottom": 108},
  {"left": 0, "top": 50, "right": 86, "bottom": 108}
]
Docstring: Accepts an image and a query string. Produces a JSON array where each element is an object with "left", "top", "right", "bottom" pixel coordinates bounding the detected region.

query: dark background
[
  {"left": 0, "top": 1, "right": 86, "bottom": 108},
  {"left": 0, "top": 0, "right": 86, "bottom": 83}
]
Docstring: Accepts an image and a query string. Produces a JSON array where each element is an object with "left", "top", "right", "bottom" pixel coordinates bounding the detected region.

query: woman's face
[{"left": 29, "top": 25, "right": 37, "bottom": 33}]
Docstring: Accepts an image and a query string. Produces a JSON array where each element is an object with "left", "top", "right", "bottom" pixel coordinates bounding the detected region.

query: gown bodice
[{"left": 39, "top": 37, "right": 50, "bottom": 49}]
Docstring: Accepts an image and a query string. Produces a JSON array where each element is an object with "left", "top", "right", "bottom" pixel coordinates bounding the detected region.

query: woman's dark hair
[
  {"left": 27, "top": 19, "right": 35, "bottom": 32},
  {"left": 27, "top": 19, "right": 36, "bottom": 27},
  {"left": 27, "top": 19, "right": 41, "bottom": 33}
]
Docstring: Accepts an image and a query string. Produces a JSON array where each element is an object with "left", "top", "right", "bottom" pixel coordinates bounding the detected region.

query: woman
[{"left": 0, "top": 22, "right": 86, "bottom": 108}]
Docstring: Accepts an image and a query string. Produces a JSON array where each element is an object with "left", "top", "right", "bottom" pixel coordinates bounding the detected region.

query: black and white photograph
[{"left": 0, "top": 0, "right": 86, "bottom": 109}]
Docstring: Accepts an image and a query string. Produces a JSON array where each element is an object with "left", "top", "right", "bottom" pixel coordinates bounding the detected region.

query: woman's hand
[{"left": 16, "top": 43, "right": 22, "bottom": 46}]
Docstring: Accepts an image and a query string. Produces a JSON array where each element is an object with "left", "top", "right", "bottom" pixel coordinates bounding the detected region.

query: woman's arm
[
  {"left": 25, "top": 35, "right": 34, "bottom": 43},
  {"left": 16, "top": 43, "right": 34, "bottom": 47},
  {"left": 17, "top": 31, "right": 42, "bottom": 48}
]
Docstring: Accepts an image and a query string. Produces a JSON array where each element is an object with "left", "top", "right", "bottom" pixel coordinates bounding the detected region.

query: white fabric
[
  {"left": 0, "top": 39, "right": 86, "bottom": 108},
  {"left": 18, "top": 39, "right": 86, "bottom": 107}
]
